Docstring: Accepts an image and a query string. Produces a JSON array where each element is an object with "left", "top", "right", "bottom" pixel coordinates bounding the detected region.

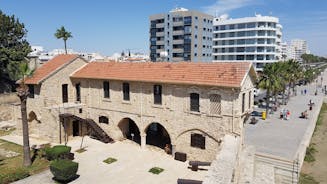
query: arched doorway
[
  {"left": 145, "top": 122, "right": 171, "bottom": 153},
  {"left": 118, "top": 118, "right": 141, "bottom": 144}
]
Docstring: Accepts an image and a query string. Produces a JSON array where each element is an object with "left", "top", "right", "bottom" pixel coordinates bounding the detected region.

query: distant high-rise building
[
  {"left": 212, "top": 14, "right": 283, "bottom": 71},
  {"left": 149, "top": 8, "right": 213, "bottom": 62},
  {"left": 281, "top": 42, "right": 288, "bottom": 61},
  {"left": 287, "top": 39, "right": 308, "bottom": 62}
]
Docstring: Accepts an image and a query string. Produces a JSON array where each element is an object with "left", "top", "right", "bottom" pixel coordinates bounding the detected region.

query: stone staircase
[{"left": 85, "top": 118, "right": 113, "bottom": 143}]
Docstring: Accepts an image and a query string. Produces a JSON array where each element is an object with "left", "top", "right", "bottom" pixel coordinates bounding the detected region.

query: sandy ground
[{"left": 301, "top": 111, "right": 327, "bottom": 183}]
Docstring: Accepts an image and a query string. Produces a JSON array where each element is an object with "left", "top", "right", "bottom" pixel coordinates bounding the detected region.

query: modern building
[
  {"left": 212, "top": 14, "right": 283, "bottom": 70},
  {"left": 287, "top": 39, "right": 308, "bottom": 62},
  {"left": 281, "top": 42, "right": 288, "bottom": 61},
  {"left": 149, "top": 8, "right": 213, "bottom": 62},
  {"left": 16, "top": 54, "right": 256, "bottom": 162}
]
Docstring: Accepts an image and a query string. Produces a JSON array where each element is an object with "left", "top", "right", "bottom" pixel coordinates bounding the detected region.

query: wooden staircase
[{"left": 59, "top": 113, "right": 114, "bottom": 144}]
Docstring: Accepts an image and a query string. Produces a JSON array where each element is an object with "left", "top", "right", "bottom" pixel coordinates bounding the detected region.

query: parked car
[{"left": 251, "top": 111, "right": 262, "bottom": 117}]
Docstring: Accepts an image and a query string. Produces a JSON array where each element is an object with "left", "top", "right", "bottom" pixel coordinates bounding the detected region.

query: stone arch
[
  {"left": 176, "top": 128, "right": 220, "bottom": 144},
  {"left": 118, "top": 118, "right": 141, "bottom": 144},
  {"left": 144, "top": 122, "right": 172, "bottom": 152}
]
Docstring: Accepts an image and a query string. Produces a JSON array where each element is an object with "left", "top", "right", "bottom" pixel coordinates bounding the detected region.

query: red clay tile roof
[
  {"left": 71, "top": 62, "right": 254, "bottom": 88},
  {"left": 25, "top": 54, "right": 79, "bottom": 84}
]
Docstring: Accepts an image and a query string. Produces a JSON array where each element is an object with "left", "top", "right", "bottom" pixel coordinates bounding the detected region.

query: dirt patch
[{"left": 301, "top": 110, "right": 327, "bottom": 183}]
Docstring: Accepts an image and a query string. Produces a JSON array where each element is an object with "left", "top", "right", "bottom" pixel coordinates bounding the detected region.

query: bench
[
  {"left": 189, "top": 161, "right": 211, "bottom": 171},
  {"left": 177, "top": 179, "right": 203, "bottom": 184}
]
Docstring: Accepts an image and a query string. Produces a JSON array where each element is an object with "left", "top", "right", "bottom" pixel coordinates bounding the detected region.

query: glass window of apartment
[
  {"left": 173, "top": 17, "right": 183, "bottom": 22},
  {"left": 203, "top": 36, "right": 206, "bottom": 40},
  {"left": 210, "top": 94, "right": 222, "bottom": 115},
  {"left": 246, "top": 47, "right": 255, "bottom": 52},
  {"left": 222, "top": 40, "right": 226, "bottom": 45},
  {"left": 229, "top": 32, "right": 235, "bottom": 37},
  {"left": 237, "top": 31, "right": 246, "bottom": 37},
  {"left": 122, "top": 83, "right": 130, "bottom": 101},
  {"left": 238, "top": 23, "right": 246, "bottom": 29},
  {"left": 267, "top": 39, "right": 275, "bottom": 44},
  {"left": 228, "top": 40, "right": 235, "bottom": 45},
  {"left": 190, "top": 93, "right": 200, "bottom": 112},
  {"left": 195, "top": 35, "right": 197, "bottom": 39},
  {"left": 191, "top": 133, "right": 205, "bottom": 149},
  {"left": 173, "top": 26, "right": 184, "bottom": 31},
  {"left": 228, "top": 55, "right": 234, "bottom": 60},
  {"left": 245, "top": 39, "right": 255, "bottom": 44},
  {"left": 153, "top": 85, "right": 162, "bottom": 105},
  {"left": 194, "top": 53, "right": 197, "bottom": 56},
  {"left": 229, "top": 24, "right": 235, "bottom": 29},
  {"left": 173, "top": 53, "right": 183, "bottom": 57},
  {"left": 257, "top": 55, "right": 264, "bottom": 60},
  {"left": 99, "top": 116, "right": 109, "bottom": 124},
  {"left": 220, "top": 25, "right": 226, "bottom": 30},
  {"left": 220, "top": 33, "right": 226, "bottom": 38},
  {"left": 266, "top": 55, "right": 274, "bottom": 60},
  {"left": 173, "top": 44, "right": 183, "bottom": 49},
  {"left": 257, "top": 38, "right": 265, "bottom": 44},
  {"left": 257, "top": 47, "right": 265, "bottom": 52},
  {"left": 242, "top": 93, "right": 245, "bottom": 113},
  {"left": 236, "top": 47, "right": 245, "bottom": 52},
  {"left": 237, "top": 55, "right": 245, "bottom": 60},
  {"left": 258, "top": 22, "right": 266, "bottom": 27},
  {"left": 228, "top": 47, "right": 234, "bottom": 53},
  {"left": 214, "top": 56, "right": 218, "bottom": 60},
  {"left": 194, "top": 44, "right": 197, "bottom": 48},
  {"left": 203, "top": 18, "right": 206, "bottom": 23},
  {"left": 237, "top": 39, "right": 245, "bottom": 45},
  {"left": 247, "top": 22, "right": 256, "bottom": 28},
  {"left": 184, "top": 26, "right": 192, "bottom": 34},
  {"left": 62, "top": 84, "right": 68, "bottom": 103},
  {"left": 258, "top": 30, "right": 266, "bottom": 36},
  {"left": 246, "top": 55, "right": 255, "bottom": 60},
  {"left": 247, "top": 31, "right": 256, "bottom": 36},
  {"left": 28, "top": 85, "right": 34, "bottom": 98},
  {"left": 184, "top": 16, "right": 192, "bottom": 25},
  {"left": 173, "top": 35, "right": 183, "bottom": 40},
  {"left": 267, "top": 22, "right": 272, "bottom": 27}
]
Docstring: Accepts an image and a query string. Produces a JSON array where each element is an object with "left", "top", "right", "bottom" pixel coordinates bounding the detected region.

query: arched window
[
  {"left": 210, "top": 94, "right": 221, "bottom": 115},
  {"left": 99, "top": 116, "right": 109, "bottom": 124}
]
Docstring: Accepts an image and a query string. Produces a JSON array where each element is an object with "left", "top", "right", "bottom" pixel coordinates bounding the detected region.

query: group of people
[
  {"left": 300, "top": 89, "right": 308, "bottom": 95},
  {"left": 300, "top": 110, "right": 309, "bottom": 119},
  {"left": 280, "top": 108, "right": 290, "bottom": 120}
]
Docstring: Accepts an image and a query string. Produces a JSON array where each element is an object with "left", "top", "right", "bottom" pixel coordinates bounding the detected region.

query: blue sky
[{"left": 1, "top": 0, "right": 327, "bottom": 56}]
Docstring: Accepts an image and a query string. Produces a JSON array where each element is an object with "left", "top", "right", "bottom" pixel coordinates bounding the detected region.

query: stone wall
[{"left": 13, "top": 57, "right": 255, "bottom": 162}]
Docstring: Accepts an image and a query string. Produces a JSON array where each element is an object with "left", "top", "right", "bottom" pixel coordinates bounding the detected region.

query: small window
[
  {"left": 28, "top": 85, "right": 34, "bottom": 98},
  {"left": 210, "top": 94, "right": 221, "bottom": 115},
  {"left": 248, "top": 91, "right": 252, "bottom": 109},
  {"left": 191, "top": 133, "right": 205, "bottom": 149},
  {"left": 190, "top": 93, "right": 200, "bottom": 112},
  {"left": 103, "top": 81, "right": 110, "bottom": 98},
  {"left": 76, "top": 83, "right": 81, "bottom": 102},
  {"left": 242, "top": 93, "right": 245, "bottom": 113},
  {"left": 99, "top": 116, "right": 109, "bottom": 124},
  {"left": 153, "top": 85, "right": 162, "bottom": 105},
  {"left": 123, "top": 83, "right": 130, "bottom": 101}
]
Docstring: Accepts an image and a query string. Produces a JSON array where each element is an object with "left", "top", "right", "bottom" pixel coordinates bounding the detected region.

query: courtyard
[{"left": 8, "top": 136, "right": 207, "bottom": 184}]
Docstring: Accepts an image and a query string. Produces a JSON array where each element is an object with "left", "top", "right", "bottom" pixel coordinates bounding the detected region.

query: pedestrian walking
[
  {"left": 304, "top": 89, "right": 307, "bottom": 95},
  {"left": 287, "top": 110, "right": 290, "bottom": 120},
  {"left": 301, "top": 90, "right": 303, "bottom": 95}
]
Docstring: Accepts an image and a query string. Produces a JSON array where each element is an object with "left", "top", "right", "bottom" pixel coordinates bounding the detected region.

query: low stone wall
[
  {"left": 0, "top": 93, "right": 19, "bottom": 104},
  {"left": 203, "top": 135, "right": 240, "bottom": 184},
  {"left": 0, "top": 93, "right": 19, "bottom": 121}
]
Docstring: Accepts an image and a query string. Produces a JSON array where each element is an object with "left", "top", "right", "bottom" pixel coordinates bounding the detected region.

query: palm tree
[
  {"left": 258, "top": 62, "right": 283, "bottom": 114},
  {"left": 55, "top": 26, "right": 72, "bottom": 54},
  {"left": 16, "top": 61, "right": 34, "bottom": 166}
]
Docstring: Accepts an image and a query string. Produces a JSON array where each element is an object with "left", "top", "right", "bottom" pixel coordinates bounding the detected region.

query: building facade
[
  {"left": 212, "top": 15, "right": 282, "bottom": 71},
  {"left": 149, "top": 8, "right": 213, "bottom": 62},
  {"left": 17, "top": 55, "right": 256, "bottom": 162},
  {"left": 287, "top": 39, "right": 308, "bottom": 62}
]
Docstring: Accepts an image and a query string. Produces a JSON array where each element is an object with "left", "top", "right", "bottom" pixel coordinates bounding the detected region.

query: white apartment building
[
  {"left": 287, "top": 39, "right": 308, "bottom": 62},
  {"left": 149, "top": 8, "right": 213, "bottom": 62},
  {"left": 212, "top": 14, "right": 282, "bottom": 70}
]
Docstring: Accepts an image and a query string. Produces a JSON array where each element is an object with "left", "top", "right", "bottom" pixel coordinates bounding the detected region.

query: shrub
[
  {"left": 103, "top": 157, "right": 117, "bottom": 164},
  {"left": 148, "top": 167, "right": 164, "bottom": 175},
  {"left": 304, "top": 143, "right": 316, "bottom": 162},
  {"left": 45, "top": 145, "right": 71, "bottom": 160},
  {"left": 50, "top": 159, "right": 78, "bottom": 182},
  {"left": 0, "top": 168, "right": 30, "bottom": 183}
]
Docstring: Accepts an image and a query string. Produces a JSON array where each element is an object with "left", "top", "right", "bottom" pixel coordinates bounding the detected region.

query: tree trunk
[
  {"left": 20, "top": 94, "right": 32, "bottom": 166},
  {"left": 64, "top": 40, "right": 67, "bottom": 54},
  {"left": 266, "top": 89, "right": 270, "bottom": 115}
]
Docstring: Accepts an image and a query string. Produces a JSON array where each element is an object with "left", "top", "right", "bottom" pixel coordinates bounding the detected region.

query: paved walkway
[
  {"left": 12, "top": 137, "right": 207, "bottom": 184},
  {"left": 245, "top": 70, "right": 327, "bottom": 160}
]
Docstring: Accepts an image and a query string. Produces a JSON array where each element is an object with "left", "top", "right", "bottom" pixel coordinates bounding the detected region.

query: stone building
[{"left": 17, "top": 54, "right": 256, "bottom": 162}]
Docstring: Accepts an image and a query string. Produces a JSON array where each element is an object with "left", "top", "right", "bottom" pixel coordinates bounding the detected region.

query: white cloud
[{"left": 202, "top": 0, "right": 256, "bottom": 16}]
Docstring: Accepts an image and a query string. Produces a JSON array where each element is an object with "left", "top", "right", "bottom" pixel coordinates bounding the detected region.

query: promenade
[{"left": 245, "top": 70, "right": 327, "bottom": 161}]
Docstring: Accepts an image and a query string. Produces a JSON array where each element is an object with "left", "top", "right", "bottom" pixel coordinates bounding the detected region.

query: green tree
[
  {"left": 0, "top": 11, "right": 31, "bottom": 91},
  {"left": 54, "top": 26, "right": 72, "bottom": 54},
  {"left": 16, "top": 62, "right": 34, "bottom": 166},
  {"left": 258, "top": 62, "right": 284, "bottom": 113}
]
